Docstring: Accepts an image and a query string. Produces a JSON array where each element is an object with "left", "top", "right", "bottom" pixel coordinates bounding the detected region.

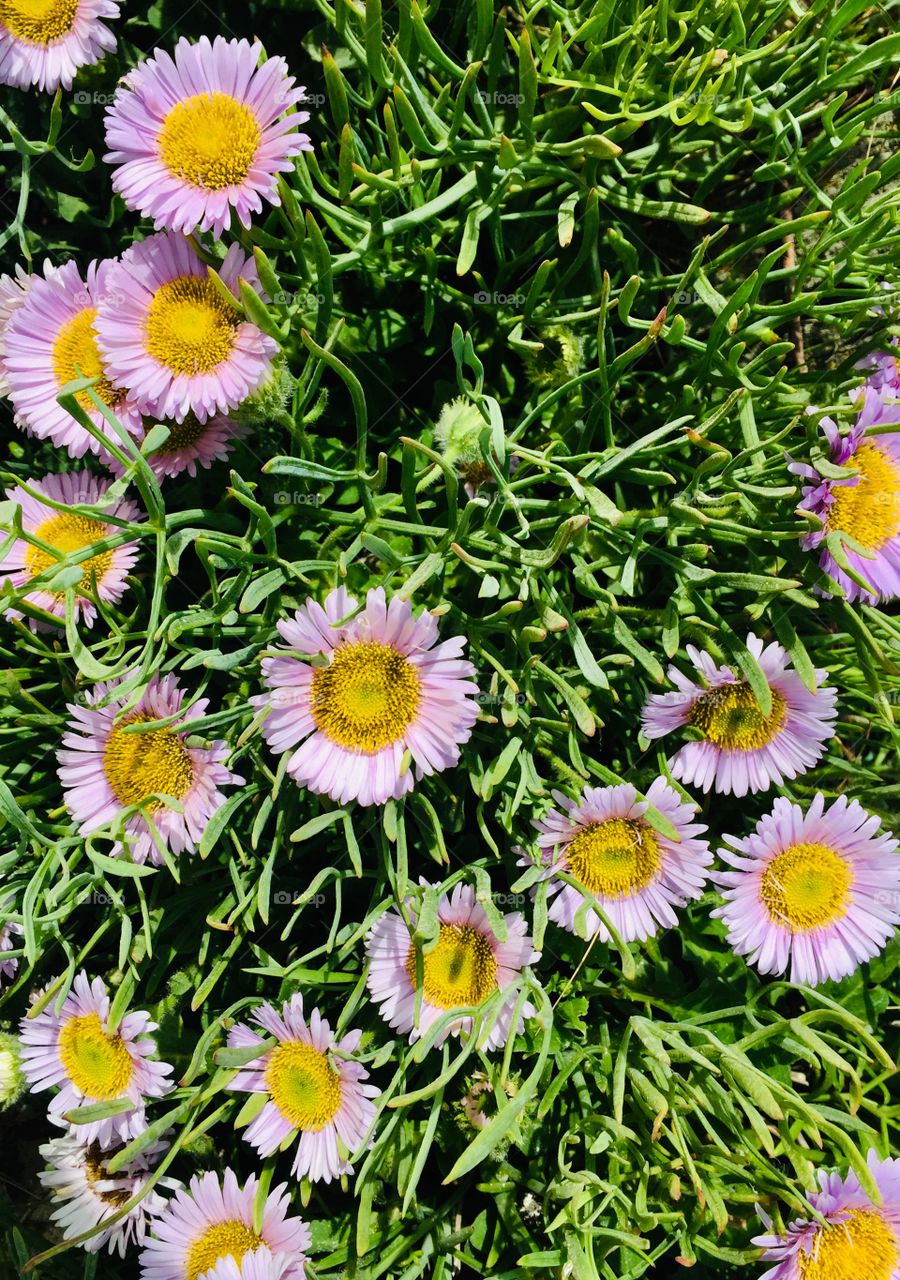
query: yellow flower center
[
  {"left": 761, "top": 842, "right": 853, "bottom": 931},
  {"left": 159, "top": 92, "right": 262, "bottom": 191},
  {"left": 51, "top": 307, "right": 125, "bottom": 412},
  {"left": 311, "top": 640, "right": 422, "bottom": 753},
  {"left": 827, "top": 441, "right": 900, "bottom": 552},
  {"left": 24, "top": 513, "right": 113, "bottom": 591},
  {"left": 688, "top": 681, "right": 787, "bottom": 750},
  {"left": 408, "top": 924, "right": 498, "bottom": 1011},
  {"left": 565, "top": 817, "right": 661, "bottom": 897},
  {"left": 151, "top": 412, "right": 209, "bottom": 456},
  {"left": 57, "top": 1012, "right": 134, "bottom": 1100},
  {"left": 797, "top": 1209, "right": 898, "bottom": 1280},
  {"left": 83, "top": 1143, "right": 129, "bottom": 1205},
  {"left": 145, "top": 276, "right": 240, "bottom": 377},
  {"left": 264, "top": 1040, "right": 342, "bottom": 1132},
  {"left": 185, "top": 1221, "right": 262, "bottom": 1280},
  {"left": 0, "top": 0, "right": 78, "bottom": 44},
  {"left": 102, "top": 712, "right": 194, "bottom": 810}
]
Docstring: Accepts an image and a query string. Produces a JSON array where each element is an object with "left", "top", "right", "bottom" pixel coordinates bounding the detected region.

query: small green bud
[
  {"left": 522, "top": 324, "right": 584, "bottom": 389},
  {"left": 0, "top": 1032, "right": 26, "bottom": 1109},
  {"left": 234, "top": 360, "right": 296, "bottom": 427}
]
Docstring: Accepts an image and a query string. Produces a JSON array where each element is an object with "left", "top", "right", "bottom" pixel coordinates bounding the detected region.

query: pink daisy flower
[
  {"left": 0, "top": 261, "right": 63, "bottom": 395},
  {"left": 0, "top": 0, "right": 119, "bottom": 93},
  {"left": 57, "top": 673, "right": 242, "bottom": 866},
  {"left": 19, "top": 972, "right": 173, "bottom": 1146},
  {"left": 0, "top": 899, "right": 22, "bottom": 986},
  {"left": 226, "top": 993, "right": 378, "bottom": 1184},
  {"left": 112, "top": 411, "right": 248, "bottom": 482},
  {"left": 253, "top": 586, "right": 479, "bottom": 807},
  {"left": 3, "top": 258, "right": 142, "bottom": 459},
  {"left": 1, "top": 471, "right": 140, "bottom": 628},
  {"left": 713, "top": 792, "right": 900, "bottom": 986},
  {"left": 528, "top": 777, "right": 712, "bottom": 943},
  {"left": 95, "top": 233, "right": 277, "bottom": 424},
  {"left": 641, "top": 632, "right": 837, "bottom": 797},
  {"left": 202, "top": 1248, "right": 297, "bottom": 1280},
  {"left": 39, "top": 1133, "right": 176, "bottom": 1257},
  {"left": 366, "top": 883, "right": 539, "bottom": 1050},
  {"left": 103, "top": 35, "right": 311, "bottom": 238},
  {"left": 753, "top": 1150, "right": 900, "bottom": 1280},
  {"left": 790, "top": 386, "right": 900, "bottom": 603},
  {"left": 139, "top": 1169, "right": 310, "bottom": 1280}
]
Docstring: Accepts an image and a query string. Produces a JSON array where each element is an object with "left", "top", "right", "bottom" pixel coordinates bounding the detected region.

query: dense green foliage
[{"left": 1, "top": 0, "right": 899, "bottom": 1276}]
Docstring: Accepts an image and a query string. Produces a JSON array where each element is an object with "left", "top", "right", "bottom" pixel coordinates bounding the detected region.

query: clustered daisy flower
[
  {"left": 754, "top": 1150, "right": 900, "bottom": 1279},
  {"left": 118, "top": 410, "right": 247, "bottom": 482},
  {"left": 641, "top": 632, "right": 837, "bottom": 797},
  {"left": 792, "top": 385, "right": 900, "bottom": 603},
  {"left": 19, "top": 972, "right": 173, "bottom": 1145},
  {"left": 366, "top": 882, "right": 538, "bottom": 1050},
  {"left": 103, "top": 36, "right": 311, "bottom": 238},
  {"left": 530, "top": 777, "right": 712, "bottom": 943},
  {"left": 1, "top": 470, "right": 141, "bottom": 628},
  {"left": 57, "top": 673, "right": 242, "bottom": 865},
  {"left": 4, "top": 258, "right": 142, "bottom": 459},
  {"left": 255, "top": 586, "right": 479, "bottom": 807},
  {"left": 96, "top": 234, "right": 278, "bottom": 424},
  {"left": 226, "top": 994, "right": 377, "bottom": 1184},
  {"left": 714, "top": 792, "right": 900, "bottom": 986},
  {"left": 39, "top": 1133, "right": 175, "bottom": 1256},
  {"left": 139, "top": 1169, "right": 310, "bottom": 1280},
  {"left": 0, "top": 0, "right": 120, "bottom": 93}
]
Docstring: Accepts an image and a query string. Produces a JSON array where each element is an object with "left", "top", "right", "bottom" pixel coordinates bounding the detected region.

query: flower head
[
  {"left": 113, "top": 411, "right": 247, "bottom": 482},
  {"left": 226, "top": 994, "right": 378, "bottom": 1184},
  {"left": 139, "top": 1169, "right": 310, "bottom": 1280},
  {"left": 39, "top": 1134, "right": 175, "bottom": 1257},
  {"left": 96, "top": 233, "right": 277, "bottom": 423},
  {"left": 366, "top": 883, "right": 539, "bottom": 1050},
  {"left": 104, "top": 35, "right": 311, "bottom": 237},
  {"left": 254, "top": 586, "right": 479, "bottom": 807},
  {"left": 57, "top": 674, "right": 242, "bottom": 866},
  {"left": 4, "top": 258, "right": 142, "bottom": 459},
  {"left": 0, "top": 0, "right": 119, "bottom": 93},
  {"left": 1, "top": 471, "right": 140, "bottom": 629},
  {"left": 791, "top": 389, "right": 900, "bottom": 603},
  {"left": 0, "top": 261, "right": 62, "bottom": 395},
  {"left": 19, "top": 972, "right": 173, "bottom": 1146},
  {"left": 713, "top": 793, "right": 900, "bottom": 986},
  {"left": 641, "top": 633, "right": 837, "bottom": 797},
  {"left": 753, "top": 1150, "right": 900, "bottom": 1280},
  {"left": 529, "top": 777, "right": 712, "bottom": 942}
]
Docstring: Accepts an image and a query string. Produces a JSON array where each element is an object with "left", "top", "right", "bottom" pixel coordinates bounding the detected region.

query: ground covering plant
[{"left": 0, "top": 0, "right": 899, "bottom": 1278}]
